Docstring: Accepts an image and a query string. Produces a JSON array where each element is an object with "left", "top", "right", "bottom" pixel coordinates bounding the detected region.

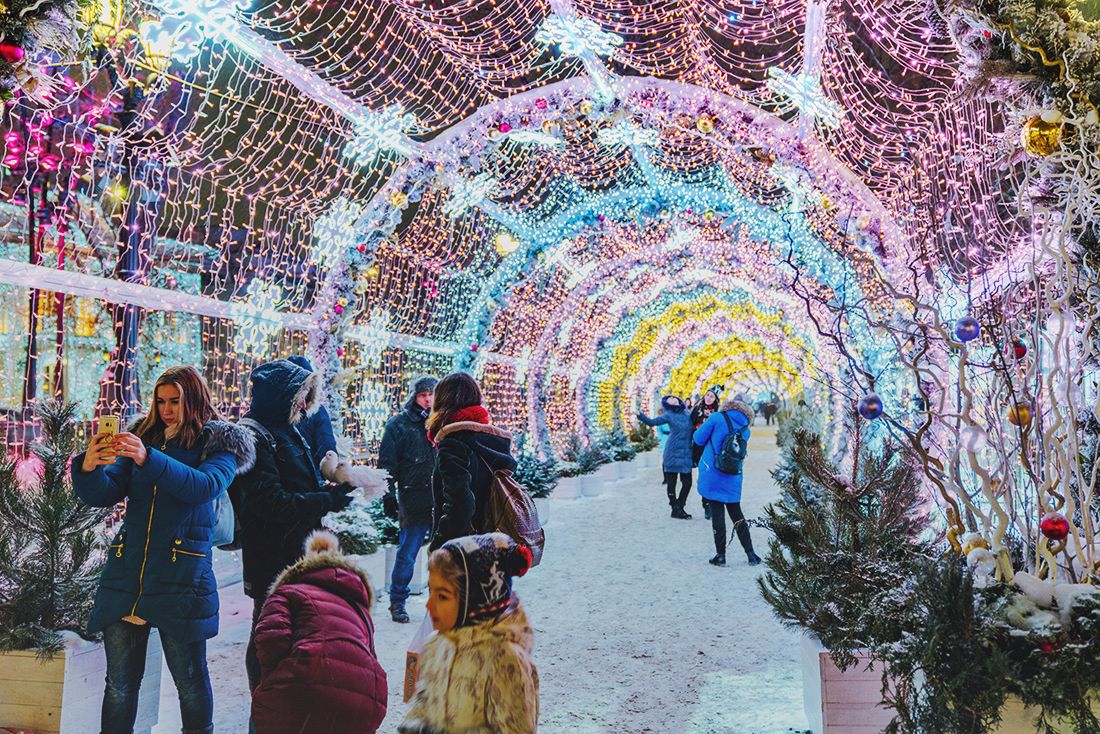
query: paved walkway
[{"left": 153, "top": 425, "right": 810, "bottom": 733}]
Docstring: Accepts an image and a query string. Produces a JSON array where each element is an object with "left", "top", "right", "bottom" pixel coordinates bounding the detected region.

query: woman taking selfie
[{"left": 72, "top": 366, "right": 255, "bottom": 734}]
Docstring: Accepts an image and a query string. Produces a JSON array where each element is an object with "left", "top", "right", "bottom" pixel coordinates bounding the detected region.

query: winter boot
[
  {"left": 390, "top": 604, "right": 410, "bottom": 624},
  {"left": 709, "top": 554, "right": 726, "bottom": 566},
  {"left": 734, "top": 520, "right": 761, "bottom": 565},
  {"left": 672, "top": 504, "right": 692, "bottom": 520}
]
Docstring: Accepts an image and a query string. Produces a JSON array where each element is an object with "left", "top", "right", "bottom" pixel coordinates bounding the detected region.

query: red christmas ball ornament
[
  {"left": 1009, "top": 339, "right": 1027, "bottom": 360},
  {"left": 1040, "top": 512, "right": 1070, "bottom": 541},
  {"left": 534, "top": 98, "right": 547, "bottom": 110},
  {"left": 333, "top": 304, "right": 344, "bottom": 315},
  {"left": 499, "top": 122, "right": 511, "bottom": 134},
  {"left": 0, "top": 44, "right": 26, "bottom": 64},
  {"left": 336, "top": 346, "right": 344, "bottom": 358},
  {"left": 356, "top": 243, "right": 366, "bottom": 253},
  {"left": 470, "top": 344, "right": 479, "bottom": 352}
]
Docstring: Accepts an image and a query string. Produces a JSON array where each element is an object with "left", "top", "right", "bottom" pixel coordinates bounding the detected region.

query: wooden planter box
[
  {"left": 0, "top": 630, "right": 161, "bottom": 734},
  {"left": 996, "top": 698, "right": 1100, "bottom": 733},
  {"left": 801, "top": 636, "right": 1099, "bottom": 734},
  {"left": 802, "top": 636, "right": 893, "bottom": 734},
  {"left": 384, "top": 543, "right": 427, "bottom": 596}
]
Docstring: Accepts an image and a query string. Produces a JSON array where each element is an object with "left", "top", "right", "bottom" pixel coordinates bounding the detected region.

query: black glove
[
  {"left": 329, "top": 481, "right": 357, "bottom": 495},
  {"left": 382, "top": 490, "right": 399, "bottom": 520},
  {"left": 329, "top": 492, "right": 353, "bottom": 513}
]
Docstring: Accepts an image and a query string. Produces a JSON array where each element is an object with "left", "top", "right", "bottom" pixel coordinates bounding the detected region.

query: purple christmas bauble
[
  {"left": 858, "top": 393, "right": 883, "bottom": 420},
  {"left": 954, "top": 316, "right": 981, "bottom": 343}
]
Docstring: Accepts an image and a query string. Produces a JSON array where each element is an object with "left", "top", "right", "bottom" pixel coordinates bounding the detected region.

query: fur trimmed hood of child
[{"left": 399, "top": 600, "right": 538, "bottom": 734}]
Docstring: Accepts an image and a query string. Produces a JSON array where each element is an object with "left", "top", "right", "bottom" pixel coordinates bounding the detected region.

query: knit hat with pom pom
[{"left": 439, "top": 532, "right": 532, "bottom": 628}]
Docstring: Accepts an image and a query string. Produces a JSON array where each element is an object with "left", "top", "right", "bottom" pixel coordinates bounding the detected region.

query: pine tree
[
  {"left": 0, "top": 400, "right": 110, "bottom": 655},
  {"left": 756, "top": 412, "right": 929, "bottom": 669}
]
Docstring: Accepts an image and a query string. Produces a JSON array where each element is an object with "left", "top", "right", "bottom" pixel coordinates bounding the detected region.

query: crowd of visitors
[
  {"left": 74, "top": 356, "right": 776, "bottom": 732},
  {"left": 74, "top": 361, "right": 540, "bottom": 734}
]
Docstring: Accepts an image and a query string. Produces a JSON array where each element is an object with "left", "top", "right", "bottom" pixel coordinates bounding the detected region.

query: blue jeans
[
  {"left": 389, "top": 524, "right": 430, "bottom": 607},
  {"left": 101, "top": 621, "right": 213, "bottom": 734}
]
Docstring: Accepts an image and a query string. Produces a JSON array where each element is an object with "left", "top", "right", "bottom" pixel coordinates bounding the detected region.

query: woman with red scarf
[{"left": 427, "top": 372, "right": 517, "bottom": 551}]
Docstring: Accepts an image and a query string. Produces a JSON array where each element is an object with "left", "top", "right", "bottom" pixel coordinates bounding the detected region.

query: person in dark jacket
[
  {"left": 73, "top": 366, "right": 255, "bottom": 734},
  {"left": 252, "top": 530, "right": 387, "bottom": 734},
  {"left": 690, "top": 386, "right": 723, "bottom": 520},
  {"left": 427, "top": 372, "right": 517, "bottom": 551},
  {"left": 378, "top": 374, "right": 439, "bottom": 623},
  {"left": 638, "top": 395, "right": 695, "bottom": 519},
  {"left": 235, "top": 358, "right": 356, "bottom": 692}
]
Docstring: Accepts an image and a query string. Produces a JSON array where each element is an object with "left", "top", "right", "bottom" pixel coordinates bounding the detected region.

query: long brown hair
[
  {"left": 426, "top": 372, "right": 483, "bottom": 438},
  {"left": 133, "top": 366, "right": 222, "bottom": 449}
]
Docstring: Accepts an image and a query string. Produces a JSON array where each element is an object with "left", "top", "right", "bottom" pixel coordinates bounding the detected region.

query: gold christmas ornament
[
  {"left": 579, "top": 100, "right": 594, "bottom": 115},
  {"left": 365, "top": 265, "right": 381, "bottom": 279},
  {"left": 542, "top": 120, "right": 561, "bottom": 135},
  {"left": 1007, "top": 402, "right": 1033, "bottom": 428},
  {"left": 388, "top": 191, "right": 408, "bottom": 209},
  {"left": 696, "top": 114, "right": 715, "bottom": 134},
  {"left": 1021, "top": 116, "right": 1062, "bottom": 157},
  {"left": 961, "top": 534, "right": 990, "bottom": 555}
]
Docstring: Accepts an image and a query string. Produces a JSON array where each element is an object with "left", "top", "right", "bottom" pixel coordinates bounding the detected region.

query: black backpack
[
  {"left": 712, "top": 412, "right": 748, "bottom": 475},
  {"left": 217, "top": 417, "right": 277, "bottom": 551}
]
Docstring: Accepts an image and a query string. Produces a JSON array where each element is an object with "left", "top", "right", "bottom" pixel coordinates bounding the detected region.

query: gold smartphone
[{"left": 98, "top": 415, "right": 120, "bottom": 438}]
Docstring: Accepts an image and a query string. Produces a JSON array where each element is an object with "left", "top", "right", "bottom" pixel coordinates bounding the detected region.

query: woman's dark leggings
[
  {"left": 711, "top": 501, "right": 755, "bottom": 557},
  {"left": 663, "top": 471, "right": 692, "bottom": 508}
]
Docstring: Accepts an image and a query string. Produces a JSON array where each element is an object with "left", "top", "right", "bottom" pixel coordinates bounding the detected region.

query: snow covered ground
[{"left": 154, "top": 424, "right": 810, "bottom": 733}]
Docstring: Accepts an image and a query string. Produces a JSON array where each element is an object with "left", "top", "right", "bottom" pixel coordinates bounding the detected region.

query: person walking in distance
[
  {"left": 694, "top": 397, "right": 762, "bottom": 567},
  {"left": 638, "top": 395, "right": 695, "bottom": 519},
  {"left": 378, "top": 375, "right": 439, "bottom": 623}
]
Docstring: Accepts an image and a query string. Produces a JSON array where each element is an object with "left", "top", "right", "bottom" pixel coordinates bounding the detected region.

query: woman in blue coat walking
[
  {"left": 72, "top": 366, "right": 255, "bottom": 734},
  {"left": 694, "top": 398, "right": 762, "bottom": 566},
  {"left": 638, "top": 395, "right": 695, "bottom": 519}
]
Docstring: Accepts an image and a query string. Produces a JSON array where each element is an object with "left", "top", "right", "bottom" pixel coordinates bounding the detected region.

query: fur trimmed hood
[
  {"left": 434, "top": 421, "right": 512, "bottom": 444},
  {"left": 721, "top": 399, "right": 756, "bottom": 425},
  {"left": 248, "top": 359, "right": 324, "bottom": 427},
  {"left": 399, "top": 601, "right": 538, "bottom": 734},
  {"left": 268, "top": 530, "right": 374, "bottom": 606},
  {"left": 126, "top": 415, "right": 256, "bottom": 476}
]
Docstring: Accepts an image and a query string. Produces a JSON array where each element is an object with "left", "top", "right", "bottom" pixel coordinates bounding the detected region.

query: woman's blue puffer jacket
[{"left": 72, "top": 420, "right": 255, "bottom": 642}]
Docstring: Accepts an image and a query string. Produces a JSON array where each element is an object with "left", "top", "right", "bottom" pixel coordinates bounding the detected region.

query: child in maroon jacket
[{"left": 251, "top": 530, "right": 387, "bottom": 734}]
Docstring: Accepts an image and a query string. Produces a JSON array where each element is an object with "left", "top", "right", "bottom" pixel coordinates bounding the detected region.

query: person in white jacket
[{"left": 400, "top": 533, "right": 539, "bottom": 734}]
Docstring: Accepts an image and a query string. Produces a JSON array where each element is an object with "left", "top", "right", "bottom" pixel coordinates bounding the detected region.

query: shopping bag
[{"left": 404, "top": 613, "right": 435, "bottom": 702}]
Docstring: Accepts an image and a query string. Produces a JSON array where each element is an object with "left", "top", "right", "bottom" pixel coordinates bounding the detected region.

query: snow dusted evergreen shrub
[
  {"left": 0, "top": 400, "right": 110, "bottom": 655},
  {"left": 561, "top": 434, "right": 606, "bottom": 476},
  {"left": 599, "top": 430, "right": 636, "bottom": 462},
  {"left": 756, "top": 423, "right": 929, "bottom": 669},
  {"left": 323, "top": 501, "right": 382, "bottom": 556},
  {"left": 868, "top": 558, "right": 1100, "bottom": 733},
  {"left": 513, "top": 452, "right": 559, "bottom": 499},
  {"left": 627, "top": 423, "right": 659, "bottom": 452},
  {"left": 365, "top": 497, "right": 399, "bottom": 547}
]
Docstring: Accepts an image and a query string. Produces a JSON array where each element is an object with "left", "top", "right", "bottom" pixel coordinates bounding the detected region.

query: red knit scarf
[{"left": 428, "top": 404, "right": 490, "bottom": 444}]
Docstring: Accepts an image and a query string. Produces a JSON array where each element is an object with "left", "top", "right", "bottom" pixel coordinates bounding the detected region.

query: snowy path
[{"left": 155, "top": 424, "right": 810, "bottom": 733}]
